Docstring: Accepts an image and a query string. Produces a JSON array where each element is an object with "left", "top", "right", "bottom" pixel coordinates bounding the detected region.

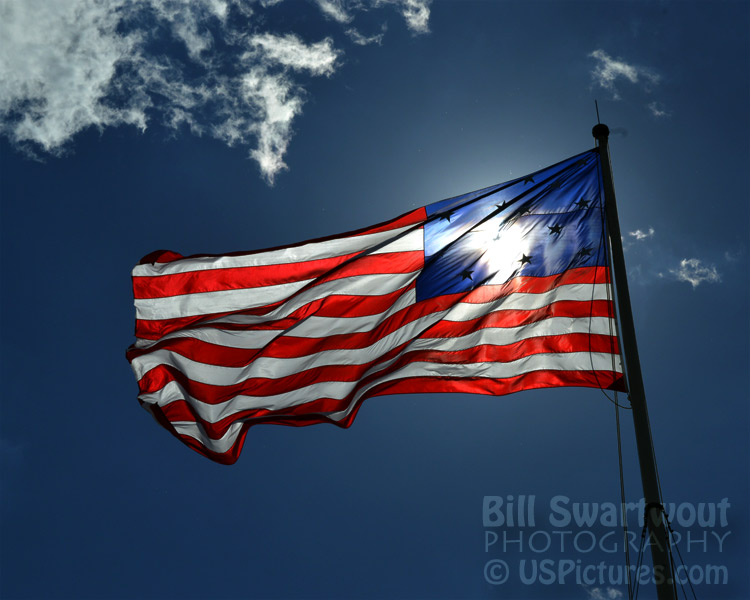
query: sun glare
[{"left": 475, "top": 218, "right": 529, "bottom": 284}]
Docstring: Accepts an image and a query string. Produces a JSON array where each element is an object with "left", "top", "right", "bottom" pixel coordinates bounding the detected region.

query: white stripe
[
  {"left": 332, "top": 315, "right": 618, "bottom": 384},
  {"left": 140, "top": 378, "right": 354, "bottom": 422},
  {"left": 132, "top": 225, "right": 422, "bottom": 277},
  {"left": 171, "top": 420, "right": 245, "bottom": 455},
  {"left": 133, "top": 327, "right": 284, "bottom": 351},
  {"left": 413, "top": 317, "right": 617, "bottom": 353},
  {"left": 135, "top": 281, "right": 602, "bottom": 350},
  {"left": 131, "top": 305, "right": 451, "bottom": 385},
  {"left": 443, "top": 283, "right": 611, "bottom": 322},
  {"left": 202, "top": 271, "right": 419, "bottom": 328},
  {"left": 134, "top": 283, "right": 417, "bottom": 352},
  {"left": 282, "top": 282, "right": 609, "bottom": 340},
  {"left": 135, "top": 271, "right": 419, "bottom": 321},
  {"left": 270, "top": 287, "right": 418, "bottom": 338},
  {"left": 371, "top": 229, "right": 423, "bottom": 254},
  {"left": 135, "top": 278, "right": 313, "bottom": 321},
  {"left": 326, "top": 351, "right": 624, "bottom": 422},
  {"left": 157, "top": 350, "right": 622, "bottom": 454},
  {"left": 132, "top": 315, "right": 617, "bottom": 392},
  {"left": 132, "top": 287, "right": 417, "bottom": 351}
]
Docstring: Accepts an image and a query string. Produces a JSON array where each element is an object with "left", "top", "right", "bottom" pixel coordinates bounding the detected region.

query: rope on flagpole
[
  {"left": 593, "top": 122, "right": 678, "bottom": 600},
  {"left": 592, "top": 146, "right": 635, "bottom": 599},
  {"left": 632, "top": 518, "right": 649, "bottom": 600},
  {"left": 662, "top": 507, "right": 700, "bottom": 600}
]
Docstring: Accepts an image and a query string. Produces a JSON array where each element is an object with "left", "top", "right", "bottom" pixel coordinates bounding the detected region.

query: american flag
[{"left": 127, "top": 149, "right": 625, "bottom": 464}]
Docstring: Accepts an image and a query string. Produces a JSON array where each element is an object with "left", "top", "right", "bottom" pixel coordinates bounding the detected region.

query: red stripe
[
  {"left": 461, "top": 266, "right": 611, "bottom": 303},
  {"left": 129, "top": 291, "right": 454, "bottom": 364},
  {"left": 133, "top": 251, "right": 423, "bottom": 299},
  {"left": 151, "top": 364, "right": 623, "bottom": 445},
  {"left": 319, "top": 369, "right": 627, "bottom": 432},
  {"left": 136, "top": 338, "right": 413, "bottom": 403},
  {"left": 128, "top": 299, "right": 615, "bottom": 367},
  {"left": 399, "top": 334, "right": 620, "bottom": 365},
  {"left": 217, "top": 282, "right": 418, "bottom": 324},
  {"left": 134, "top": 251, "right": 359, "bottom": 299},
  {"left": 427, "top": 299, "right": 615, "bottom": 338},
  {"left": 135, "top": 333, "right": 619, "bottom": 406},
  {"left": 142, "top": 366, "right": 626, "bottom": 465},
  {"left": 133, "top": 266, "right": 608, "bottom": 341},
  {"left": 360, "top": 369, "right": 627, "bottom": 413},
  {"left": 129, "top": 258, "right": 621, "bottom": 465},
  {"left": 148, "top": 332, "right": 621, "bottom": 438},
  {"left": 133, "top": 251, "right": 422, "bottom": 339},
  {"left": 350, "top": 208, "right": 425, "bottom": 236},
  {"left": 138, "top": 208, "right": 426, "bottom": 267},
  {"left": 133, "top": 283, "right": 418, "bottom": 341},
  {"left": 304, "top": 251, "right": 422, "bottom": 284}
]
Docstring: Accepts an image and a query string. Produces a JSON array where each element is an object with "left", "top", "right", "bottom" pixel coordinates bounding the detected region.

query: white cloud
[
  {"left": 147, "top": 0, "right": 224, "bottom": 59},
  {"left": 647, "top": 101, "right": 671, "bottom": 118},
  {"left": 0, "top": 0, "right": 431, "bottom": 183},
  {"left": 629, "top": 227, "right": 655, "bottom": 241},
  {"left": 589, "top": 49, "right": 660, "bottom": 100},
  {"left": 0, "top": 0, "right": 337, "bottom": 183},
  {"left": 346, "top": 25, "right": 387, "bottom": 46},
  {"left": 239, "top": 32, "right": 340, "bottom": 182},
  {"left": 243, "top": 68, "right": 304, "bottom": 182},
  {"left": 0, "top": 0, "right": 145, "bottom": 153},
  {"left": 377, "top": 0, "right": 432, "bottom": 34},
  {"left": 248, "top": 33, "right": 340, "bottom": 76},
  {"left": 585, "top": 587, "right": 624, "bottom": 600},
  {"left": 399, "top": 0, "right": 432, "bottom": 34},
  {"left": 313, "top": 0, "right": 354, "bottom": 24},
  {"left": 669, "top": 258, "right": 721, "bottom": 288},
  {"left": 315, "top": 0, "right": 431, "bottom": 35}
]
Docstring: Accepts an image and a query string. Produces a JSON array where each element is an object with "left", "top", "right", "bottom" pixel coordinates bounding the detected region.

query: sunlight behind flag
[{"left": 127, "top": 149, "right": 625, "bottom": 464}]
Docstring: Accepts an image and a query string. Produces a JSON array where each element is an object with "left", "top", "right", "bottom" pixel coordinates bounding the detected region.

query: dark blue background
[{"left": 1, "top": 2, "right": 748, "bottom": 599}]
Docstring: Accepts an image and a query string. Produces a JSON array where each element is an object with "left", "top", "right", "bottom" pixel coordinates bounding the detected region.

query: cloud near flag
[{"left": 127, "top": 149, "right": 625, "bottom": 464}]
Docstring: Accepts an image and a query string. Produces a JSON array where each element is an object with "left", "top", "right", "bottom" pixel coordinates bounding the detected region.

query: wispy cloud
[
  {"left": 588, "top": 49, "right": 660, "bottom": 101},
  {"left": 668, "top": 258, "right": 721, "bottom": 288},
  {"left": 0, "top": 0, "right": 144, "bottom": 154},
  {"left": 248, "top": 33, "right": 340, "bottom": 76},
  {"left": 647, "top": 101, "right": 671, "bottom": 119},
  {"left": 622, "top": 226, "right": 654, "bottom": 251},
  {"left": 238, "top": 68, "right": 307, "bottom": 181},
  {"left": 0, "top": 0, "right": 431, "bottom": 184},
  {"left": 377, "top": 0, "right": 432, "bottom": 35},
  {"left": 724, "top": 249, "right": 742, "bottom": 263},
  {"left": 621, "top": 229, "right": 726, "bottom": 290},
  {"left": 584, "top": 586, "right": 624, "bottom": 600},
  {"left": 313, "top": 0, "right": 354, "bottom": 24},
  {"left": 346, "top": 25, "right": 388, "bottom": 46},
  {"left": 629, "top": 227, "right": 655, "bottom": 241}
]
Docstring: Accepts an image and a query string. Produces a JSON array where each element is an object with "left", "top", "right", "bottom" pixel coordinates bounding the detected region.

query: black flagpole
[{"left": 592, "top": 124, "right": 677, "bottom": 600}]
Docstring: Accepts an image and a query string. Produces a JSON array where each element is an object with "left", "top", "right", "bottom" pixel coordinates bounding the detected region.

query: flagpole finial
[{"left": 592, "top": 123, "right": 610, "bottom": 140}]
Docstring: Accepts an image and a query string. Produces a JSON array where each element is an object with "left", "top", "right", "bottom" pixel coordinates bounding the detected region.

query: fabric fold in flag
[{"left": 127, "top": 149, "right": 626, "bottom": 464}]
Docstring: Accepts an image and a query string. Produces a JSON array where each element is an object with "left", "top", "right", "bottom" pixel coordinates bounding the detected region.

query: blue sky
[{"left": 1, "top": 1, "right": 748, "bottom": 599}]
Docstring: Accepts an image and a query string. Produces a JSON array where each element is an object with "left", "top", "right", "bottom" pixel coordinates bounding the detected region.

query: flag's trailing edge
[{"left": 127, "top": 149, "right": 626, "bottom": 464}]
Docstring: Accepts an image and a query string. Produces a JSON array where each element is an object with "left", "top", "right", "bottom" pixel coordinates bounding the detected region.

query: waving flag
[{"left": 127, "top": 149, "right": 625, "bottom": 464}]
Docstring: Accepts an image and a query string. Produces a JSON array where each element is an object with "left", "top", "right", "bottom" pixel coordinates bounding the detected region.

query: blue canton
[{"left": 415, "top": 150, "right": 607, "bottom": 301}]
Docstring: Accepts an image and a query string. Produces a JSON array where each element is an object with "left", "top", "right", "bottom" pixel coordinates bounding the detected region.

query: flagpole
[{"left": 592, "top": 124, "right": 677, "bottom": 600}]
